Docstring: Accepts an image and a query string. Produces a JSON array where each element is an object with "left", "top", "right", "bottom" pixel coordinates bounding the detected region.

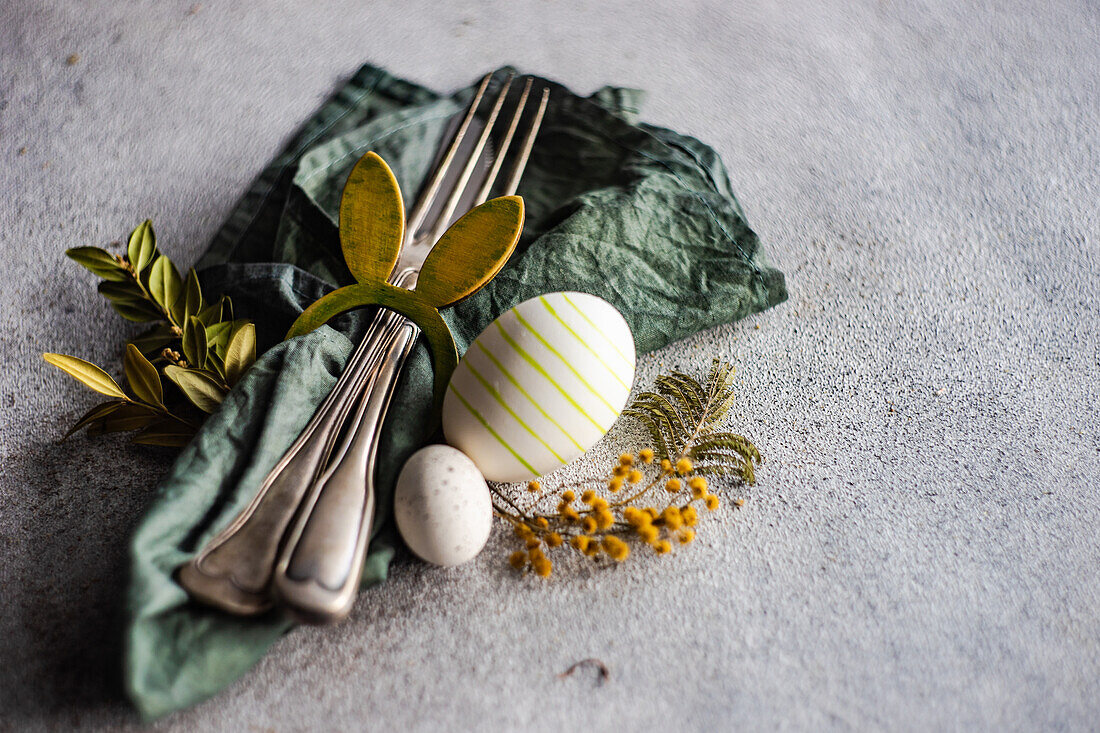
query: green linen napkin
[{"left": 123, "top": 65, "right": 787, "bottom": 720}]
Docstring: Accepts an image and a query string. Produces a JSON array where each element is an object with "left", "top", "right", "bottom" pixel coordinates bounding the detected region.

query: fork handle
[
  {"left": 273, "top": 316, "right": 418, "bottom": 623},
  {"left": 177, "top": 304, "right": 396, "bottom": 615}
]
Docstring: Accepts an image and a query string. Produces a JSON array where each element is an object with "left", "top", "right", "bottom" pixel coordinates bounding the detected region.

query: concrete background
[{"left": 2, "top": 0, "right": 1098, "bottom": 730}]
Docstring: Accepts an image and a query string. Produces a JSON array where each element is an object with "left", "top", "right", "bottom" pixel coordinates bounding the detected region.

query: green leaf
[
  {"left": 622, "top": 405, "right": 673, "bottom": 460},
  {"left": 634, "top": 392, "right": 689, "bottom": 438},
  {"left": 129, "top": 323, "right": 177, "bottom": 357},
  {"left": 99, "top": 403, "right": 160, "bottom": 433},
  {"left": 127, "top": 220, "right": 157, "bottom": 274},
  {"left": 131, "top": 417, "right": 195, "bottom": 447},
  {"left": 690, "top": 432, "right": 760, "bottom": 462},
  {"left": 148, "top": 255, "right": 183, "bottom": 316},
  {"left": 710, "top": 387, "right": 738, "bottom": 425},
  {"left": 701, "top": 360, "right": 737, "bottom": 426},
  {"left": 657, "top": 374, "right": 705, "bottom": 424},
  {"left": 692, "top": 463, "right": 743, "bottom": 478},
  {"left": 96, "top": 281, "right": 163, "bottom": 321},
  {"left": 182, "top": 315, "right": 208, "bottom": 369},
  {"left": 62, "top": 400, "right": 125, "bottom": 440},
  {"left": 97, "top": 280, "right": 145, "bottom": 303},
  {"left": 196, "top": 298, "right": 224, "bottom": 327},
  {"left": 204, "top": 321, "right": 233, "bottom": 355},
  {"left": 43, "top": 353, "right": 127, "bottom": 399},
  {"left": 623, "top": 406, "right": 672, "bottom": 460},
  {"left": 417, "top": 196, "right": 524, "bottom": 307},
  {"left": 66, "top": 247, "right": 128, "bottom": 282},
  {"left": 124, "top": 343, "right": 163, "bottom": 406},
  {"left": 224, "top": 322, "right": 256, "bottom": 386},
  {"left": 206, "top": 350, "right": 226, "bottom": 380},
  {"left": 109, "top": 298, "right": 164, "bottom": 323},
  {"left": 339, "top": 151, "right": 405, "bottom": 285},
  {"left": 624, "top": 359, "right": 750, "bottom": 465},
  {"left": 182, "top": 268, "right": 202, "bottom": 321},
  {"left": 164, "top": 365, "right": 224, "bottom": 413}
]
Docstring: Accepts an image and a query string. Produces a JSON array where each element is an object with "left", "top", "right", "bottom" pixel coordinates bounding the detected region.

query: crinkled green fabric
[{"left": 123, "top": 66, "right": 787, "bottom": 720}]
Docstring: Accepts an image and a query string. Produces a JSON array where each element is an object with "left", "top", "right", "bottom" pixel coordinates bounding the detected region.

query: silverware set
[{"left": 179, "top": 73, "right": 549, "bottom": 624}]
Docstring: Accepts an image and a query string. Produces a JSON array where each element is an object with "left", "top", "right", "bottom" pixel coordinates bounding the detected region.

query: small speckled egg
[
  {"left": 393, "top": 444, "right": 493, "bottom": 566},
  {"left": 443, "top": 291, "right": 636, "bottom": 483}
]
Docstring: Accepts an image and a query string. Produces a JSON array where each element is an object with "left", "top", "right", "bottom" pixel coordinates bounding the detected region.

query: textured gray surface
[{"left": 2, "top": 0, "right": 1098, "bottom": 730}]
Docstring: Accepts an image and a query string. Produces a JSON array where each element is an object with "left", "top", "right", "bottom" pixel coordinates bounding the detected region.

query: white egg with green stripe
[{"left": 443, "top": 291, "right": 636, "bottom": 483}]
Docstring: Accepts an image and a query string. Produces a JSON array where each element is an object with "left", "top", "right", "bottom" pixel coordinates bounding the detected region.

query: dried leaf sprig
[
  {"left": 494, "top": 359, "right": 762, "bottom": 577},
  {"left": 43, "top": 220, "right": 258, "bottom": 446}
]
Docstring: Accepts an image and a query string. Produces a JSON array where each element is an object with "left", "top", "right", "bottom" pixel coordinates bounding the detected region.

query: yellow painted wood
[
  {"left": 286, "top": 284, "right": 366, "bottom": 340},
  {"left": 416, "top": 195, "right": 524, "bottom": 307},
  {"left": 339, "top": 152, "right": 405, "bottom": 284},
  {"left": 286, "top": 281, "right": 458, "bottom": 421},
  {"left": 289, "top": 151, "right": 527, "bottom": 416}
]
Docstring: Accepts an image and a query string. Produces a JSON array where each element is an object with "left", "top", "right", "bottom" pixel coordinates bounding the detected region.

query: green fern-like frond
[{"left": 623, "top": 358, "right": 761, "bottom": 485}]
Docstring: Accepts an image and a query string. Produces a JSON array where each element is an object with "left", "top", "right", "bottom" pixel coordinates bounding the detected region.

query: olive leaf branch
[{"left": 45, "top": 220, "right": 259, "bottom": 446}]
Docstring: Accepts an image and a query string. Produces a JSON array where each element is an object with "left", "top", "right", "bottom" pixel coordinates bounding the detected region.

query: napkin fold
[{"left": 124, "top": 65, "right": 787, "bottom": 719}]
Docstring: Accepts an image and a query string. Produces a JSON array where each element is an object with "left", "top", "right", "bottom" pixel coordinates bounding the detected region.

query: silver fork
[
  {"left": 272, "top": 76, "right": 548, "bottom": 624},
  {"left": 178, "top": 73, "right": 548, "bottom": 619}
]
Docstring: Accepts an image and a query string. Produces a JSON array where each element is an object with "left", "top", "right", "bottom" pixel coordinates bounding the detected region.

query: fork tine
[
  {"left": 405, "top": 72, "right": 493, "bottom": 239},
  {"left": 502, "top": 86, "right": 549, "bottom": 196},
  {"left": 472, "top": 77, "right": 533, "bottom": 206},
  {"left": 427, "top": 73, "right": 515, "bottom": 244}
]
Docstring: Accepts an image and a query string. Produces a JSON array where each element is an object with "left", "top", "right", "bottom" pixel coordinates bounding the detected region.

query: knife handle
[{"left": 273, "top": 318, "right": 418, "bottom": 624}]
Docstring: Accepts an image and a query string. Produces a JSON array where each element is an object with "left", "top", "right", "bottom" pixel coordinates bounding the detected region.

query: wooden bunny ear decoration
[{"left": 286, "top": 152, "right": 524, "bottom": 413}]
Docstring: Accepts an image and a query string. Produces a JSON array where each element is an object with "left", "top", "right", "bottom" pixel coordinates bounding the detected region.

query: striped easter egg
[{"left": 442, "top": 292, "right": 636, "bottom": 483}]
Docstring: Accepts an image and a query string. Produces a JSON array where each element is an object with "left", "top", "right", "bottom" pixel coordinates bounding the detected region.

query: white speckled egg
[
  {"left": 442, "top": 291, "right": 636, "bottom": 483},
  {"left": 394, "top": 444, "right": 493, "bottom": 566}
]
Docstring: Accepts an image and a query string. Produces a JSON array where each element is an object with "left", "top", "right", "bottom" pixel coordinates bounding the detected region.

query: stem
[{"left": 489, "top": 485, "right": 530, "bottom": 521}]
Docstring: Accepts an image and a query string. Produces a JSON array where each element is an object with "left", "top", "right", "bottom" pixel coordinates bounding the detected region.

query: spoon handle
[
  {"left": 273, "top": 317, "right": 417, "bottom": 623},
  {"left": 177, "top": 306, "right": 392, "bottom": 615}
]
